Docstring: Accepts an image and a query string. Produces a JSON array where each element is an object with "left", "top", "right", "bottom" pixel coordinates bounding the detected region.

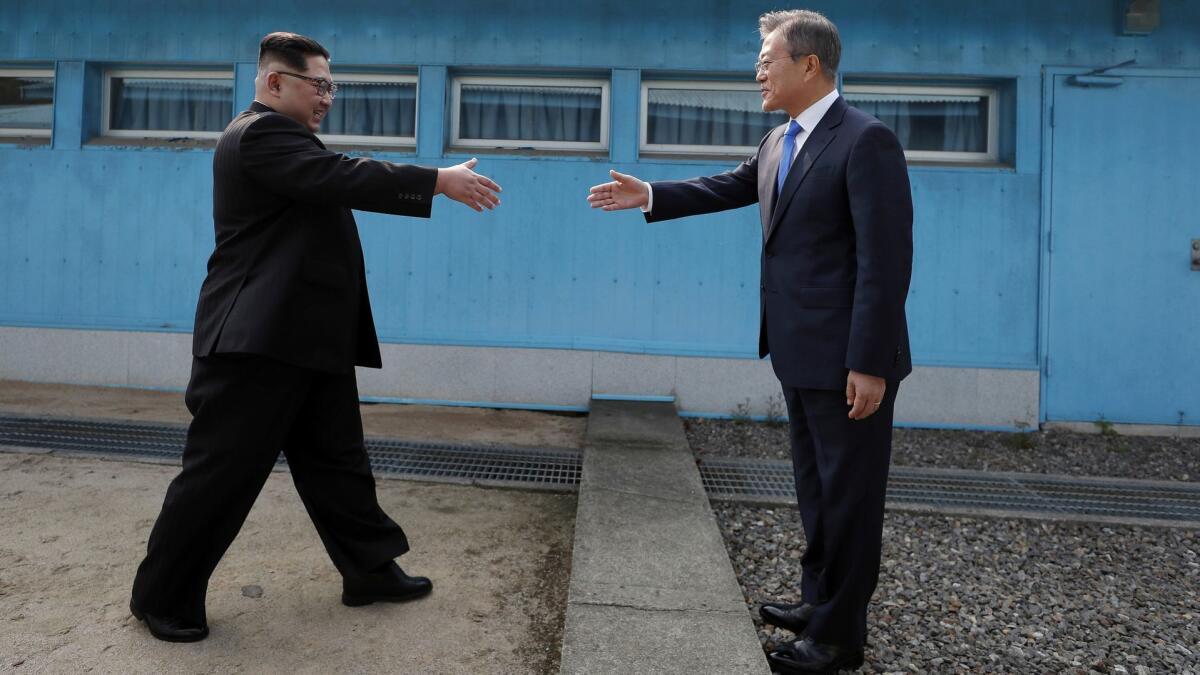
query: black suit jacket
[
  {"left": 647, "top": 96, "right": 914, "bottom": 390},
  {"left": 193, "top": 101, "right": 438, "bottom": 373}
]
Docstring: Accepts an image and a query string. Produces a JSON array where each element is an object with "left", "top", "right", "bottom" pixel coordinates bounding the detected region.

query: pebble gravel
[
  {"left": 715, "top": 502, "right": 1200, "bottom": 674},
  {"left": 686, "top": 419, "right": 1200, "bottom": 482}
]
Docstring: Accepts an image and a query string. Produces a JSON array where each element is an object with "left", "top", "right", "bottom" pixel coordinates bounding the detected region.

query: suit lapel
[
  {"left": 765, "top": 97, "right": 847, "bottom": 244},
  {"left": 758, "top": 125, "right": 786, "bottom": 238}
]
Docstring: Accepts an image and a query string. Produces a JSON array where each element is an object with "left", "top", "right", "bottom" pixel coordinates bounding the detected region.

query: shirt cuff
[{"left": 640, "top": 183, "right": 654, "bottom": 213}]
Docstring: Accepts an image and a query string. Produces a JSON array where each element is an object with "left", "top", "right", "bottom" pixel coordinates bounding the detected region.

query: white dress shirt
[{"left": 643, "top": 87, "right": 842, "bottom": 213}]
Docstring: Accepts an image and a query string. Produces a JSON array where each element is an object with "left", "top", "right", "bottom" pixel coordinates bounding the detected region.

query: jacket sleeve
[
  {"left": 844, "top": 122, "right": 914, "bottom": 377},
  {"left": 644, "top": 131, "right": 770, "bottom": 223},
  {"left": 237, "top": 113, "right": 438, "bottom": 218}
]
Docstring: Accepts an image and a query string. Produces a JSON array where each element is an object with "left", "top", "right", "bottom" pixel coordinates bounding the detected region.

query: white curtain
[
  {"left": 647, "top": 88, "right": 781, "bottom": 147},
  {"left": 848, "top": 95, "right": 985, "bottom": 153},
  {"left": 111, "top": 78, "right": 231, "bottom": 132},
  {"left": 322, "top": 81, "right": 416, "bottom": 137},
  {"left": 459, "top": 84, "right": 600, "bottom": 142}
]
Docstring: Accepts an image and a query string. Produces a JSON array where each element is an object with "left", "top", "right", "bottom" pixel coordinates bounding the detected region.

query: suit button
[{"left": 765, "top": 252, "right": 774, "bottom": 259}]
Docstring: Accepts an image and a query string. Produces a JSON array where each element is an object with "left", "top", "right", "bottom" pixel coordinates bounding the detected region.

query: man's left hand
[{"left": 846, "top": 370, "right": 886, "bottom": 420}]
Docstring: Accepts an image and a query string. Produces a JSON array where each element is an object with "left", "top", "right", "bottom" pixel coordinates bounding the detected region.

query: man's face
[
  {"left": 265, "top": 54, "right": 333, "bottom": 132},
  {"left": 757, "top": 31, "right": 815, "bottom": 117}
]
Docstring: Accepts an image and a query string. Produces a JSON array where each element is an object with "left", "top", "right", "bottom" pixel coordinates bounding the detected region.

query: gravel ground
[
  {"left": 686, "top": 419, "right": 1200, "bottom": 482},
  {"left": 715, "top": 502, "right": 1200, "bottom": 674}
]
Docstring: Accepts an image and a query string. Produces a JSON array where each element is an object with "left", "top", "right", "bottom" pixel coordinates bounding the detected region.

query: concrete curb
[{"left": 559, "top": 399, "right": 769, "bottom": 674}]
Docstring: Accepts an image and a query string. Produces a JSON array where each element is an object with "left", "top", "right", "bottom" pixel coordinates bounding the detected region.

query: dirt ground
[
  {"left": 0, "top": 379, "right": 587, "bottom": 450},
  {"left": 0, "top": 380, "right": 582, "bottom": 674},
  {"left": 0, "top": 452, "right": 575, "bottom": 674}
]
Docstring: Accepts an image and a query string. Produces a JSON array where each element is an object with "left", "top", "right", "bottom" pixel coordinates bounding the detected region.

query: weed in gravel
[
  {"left": 1094, "top": 416, "right": 1118, "bottom": 437},
  {"left": 731, "top": 399, "right": 753, "bottom": 425},
  {"left": 764, "top": 394, "right": 787, "bottom": 428},
  {"left": 1003, "top": 432, "right": 1038, "bottom": 451}
]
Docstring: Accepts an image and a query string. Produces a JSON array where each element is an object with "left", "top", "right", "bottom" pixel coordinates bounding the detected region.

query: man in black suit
[
  {"left": 130, "top": 32, "right": 502, "bottom": 642},
  {"left": 588, "top": 10, "right": 912, "bottom": 672}
]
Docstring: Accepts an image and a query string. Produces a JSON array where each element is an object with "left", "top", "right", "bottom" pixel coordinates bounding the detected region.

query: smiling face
[
  {"left": 261, "top": 54, "right": 333, "bottom": 133},
  {"left": 756, "top": 30, "right": 827, "bottom": 119}
]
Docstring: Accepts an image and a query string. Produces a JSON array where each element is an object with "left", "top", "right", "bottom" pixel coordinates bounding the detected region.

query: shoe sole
[
  {"left": 341, "top": 586, "right": 432, "bottom": 607},
  {"left": 767, "top": 655, "right": 864, "bottom": 675},
  {"left": 129, "top": 603, "right": 209, "bottom": 643}
]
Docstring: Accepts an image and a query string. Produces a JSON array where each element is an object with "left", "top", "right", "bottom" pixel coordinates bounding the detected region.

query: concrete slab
[
  {"left": 584, "top": 399, "right": 687, "bottom": 449},
  {"left": 580, "top": 444, "right": 704, "bottom": 504},
  {"left": 559, "top": 399, "right": 769, "bottom": 674},
  {"left": 561, "top": 604, "right": 768, "bottom": 675}
]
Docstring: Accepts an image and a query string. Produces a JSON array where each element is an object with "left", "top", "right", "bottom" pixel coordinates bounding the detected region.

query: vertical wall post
[
  {"left": 609, "top": 68, "right": 640, "bottom": 164},
  {"left": 51, "top": 60, "right": 84, "bottom": 150},
  {"left": 234, "top": 62, "right": 258, "bottom": 116},
  {"left": 417, "top": 64, "right": 447, "bottom": 159}
]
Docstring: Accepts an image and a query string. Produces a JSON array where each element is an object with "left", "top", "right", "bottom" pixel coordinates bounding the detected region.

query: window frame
[
  {"left": 0, "top": 67, "right": 55, "bottom": 139},
  {"left": 319, "top": 72, "right": 419, "bottom": 148},
  {"left": 101, "top": 68, "right": 234, "bottom": 140},
  {"left": 840, "top": 82, "right": 1000, "bottom": 163},
  {"left": 639, "top": 79, "right": 780, "bottom": 157},
  {"left": 449, "top": 75, "right": 610, "bottom": 152}
]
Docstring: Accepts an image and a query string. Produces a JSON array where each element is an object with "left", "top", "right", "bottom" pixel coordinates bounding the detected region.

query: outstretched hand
[
  {"left": 587, "top": 170, "right": 649, "bottom": 211},
  {"left": 435, "top": 158, "right": 502, "bottom": 212}
]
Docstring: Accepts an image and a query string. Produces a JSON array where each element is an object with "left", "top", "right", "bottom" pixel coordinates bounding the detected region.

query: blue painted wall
[{"left": 1, "top": 0, "right": 1198, "bottom": 370}]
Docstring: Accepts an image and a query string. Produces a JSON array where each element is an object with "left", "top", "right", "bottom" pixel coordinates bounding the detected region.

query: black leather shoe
[
  {"left": 342, "top": 561, "right": 432, "bottom": 607},
  {"left": 759, "top": 601, "right": 817, "bottom": 634},
  {"left": 767, "top": 637, "right": 864, "bottom": 674},
  {"left": 129, "top": 601, "right": 209, "bottom": 643}
]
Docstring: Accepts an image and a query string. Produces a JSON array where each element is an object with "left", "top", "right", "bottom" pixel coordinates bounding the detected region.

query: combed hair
[
  {"left": 258, "top": 32, "right": 330, "bottom": 71},
  {"left": 758, "top": 10, "right": 841, "bottom": 78}
]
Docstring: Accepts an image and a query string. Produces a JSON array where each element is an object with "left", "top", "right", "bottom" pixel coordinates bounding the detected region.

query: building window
[
  {"left": 841, "top": 83, "right": 998, "bottom": 163},
  {"left": 320, "top": 73, "right": 417, "bottom": 147},
  {"left": 103, "top": 69, "right": 233, "bottom": 139},
  {"left": 641, "top": 80, "right": 784, "bottom": 156},
  {"left": 0, "top": 69, "right": 54, "bottom": 139},
  {"left": 450, "top": 76, "right": 609, "bottom": 152}
]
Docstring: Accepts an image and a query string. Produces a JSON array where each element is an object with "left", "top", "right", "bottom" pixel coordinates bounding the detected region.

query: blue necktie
[{"left": 776, "top": 120, "right": 803, "bottom": 195}]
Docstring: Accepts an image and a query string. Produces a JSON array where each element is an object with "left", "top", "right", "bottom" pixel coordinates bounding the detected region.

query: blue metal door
[{"left": 1045, "top": 70, "right": 1200, "bottom": 425}]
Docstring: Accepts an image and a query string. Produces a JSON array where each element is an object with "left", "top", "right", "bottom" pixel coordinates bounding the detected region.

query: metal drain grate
[
  {"left": 0, "top": 415, "right": 581, "bottom": 491},
  {"left": 699, "top": 458, "right": 1200, "bottom": 523}
]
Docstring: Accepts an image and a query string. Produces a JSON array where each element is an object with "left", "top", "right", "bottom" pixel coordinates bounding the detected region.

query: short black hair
[{"left": 258, "top": 32, "right": 330, "bottom": 71}]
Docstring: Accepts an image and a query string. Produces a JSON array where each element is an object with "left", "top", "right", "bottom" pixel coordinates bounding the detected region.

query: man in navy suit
[{"left": 588, "top": 10, "right": 912, "bottom": 672}]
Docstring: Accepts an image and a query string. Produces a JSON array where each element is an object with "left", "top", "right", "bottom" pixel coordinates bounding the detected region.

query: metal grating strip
[
  {"left": 0, "top": 415, "right": 581, "bottom": 490},
  {"left": 5, "top": 415, "right": 1198, "bottom": 521},
  {"left": 697, "top": 458, "right": 1200, "bottom": 522}
]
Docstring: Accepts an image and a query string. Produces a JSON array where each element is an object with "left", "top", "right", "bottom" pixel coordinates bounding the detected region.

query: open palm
[{"left": 587, "top": 170, "right": 649, "bottom": 211}]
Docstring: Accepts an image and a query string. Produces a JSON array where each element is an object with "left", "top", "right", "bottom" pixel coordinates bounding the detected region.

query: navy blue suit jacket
[{"left": 647, "top": 96, "right": 913, "bottom": 390}]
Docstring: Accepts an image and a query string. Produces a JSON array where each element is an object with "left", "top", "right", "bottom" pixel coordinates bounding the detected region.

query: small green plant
[
  {"left": 730, "top": 398, "right": 753, "bottom": 425},
  {"left": 1094, "top": 416, "right": 1118, "bottom": 437},
  {"left": 764, "top": 393, "right": 787, "bottom": 428},
  {"left": 1003, "top": 430, "right": 1037, "bottom": 450}
]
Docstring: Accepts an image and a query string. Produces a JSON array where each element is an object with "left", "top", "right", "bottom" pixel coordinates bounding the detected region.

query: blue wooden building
[{"left": 1, "top": 0, "right": 1197, "bottom": 430}]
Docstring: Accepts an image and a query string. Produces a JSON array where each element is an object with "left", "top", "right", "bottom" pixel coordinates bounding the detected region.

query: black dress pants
[
  {"left": 130, "top": 354, "right": 410, "bottom": 624},
  {"left": 781, "top": 382, "right": 899, "bottom": 648}
]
